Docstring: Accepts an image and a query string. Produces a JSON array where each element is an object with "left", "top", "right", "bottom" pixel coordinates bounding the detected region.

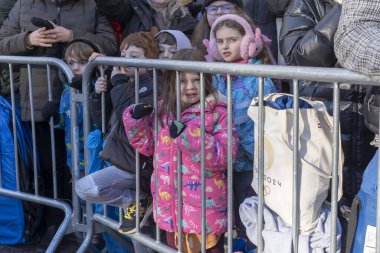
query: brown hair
[
  {"left": 156, "top": 32, "right": 176, "bottom": 46},
  {"left": 158, "top": 48, "right": 217, "bottom": 125},
  {"left": 64, "top": 41, "right": 100, "bottom": 62},
  {"left": 191, "top": 4, "right": 246, "bottom": 55},
  {"left": 120, "top": 32, "right": 159, "bottom": 59},
  {"left": 213, "top": 14, "right": 271, "bottom": 64}
]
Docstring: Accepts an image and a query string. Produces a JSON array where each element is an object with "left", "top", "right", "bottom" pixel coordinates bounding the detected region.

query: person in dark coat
[
  {"left": 0, "top": 1, "right": 117, "bottom": 251},
  {"left": 94, "top": 0, "right": 197, "bottom": 38},
  {"left": 0, "top": 0, "right": 18, "bottom": 99},
  {"left": 280, "top": 0, "right": 375, "bottom": 215},
  {"left": 0, "top": 0, "right": 16, "bottom": 26}
]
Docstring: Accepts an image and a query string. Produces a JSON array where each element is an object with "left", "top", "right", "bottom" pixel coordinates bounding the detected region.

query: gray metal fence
[
  {"left": 77, "top": 57, "right": 380, "bottom": 253},
  {"left": 0, "top": 56, "right": 74, "bottom": 253}
]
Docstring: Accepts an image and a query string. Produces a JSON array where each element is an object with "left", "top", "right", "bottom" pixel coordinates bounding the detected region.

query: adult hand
[
  {"left": 94, "top": 76, "right": 108, "bottom": 94},
  {"left": 42, "top": 24, "right": 73, "bottom": 43},
  {"left": 26, "top": 24, "right": 73, "bottom": 48},
  {"left": 25, "top": 27, "right": 55, "bottom": 48}
]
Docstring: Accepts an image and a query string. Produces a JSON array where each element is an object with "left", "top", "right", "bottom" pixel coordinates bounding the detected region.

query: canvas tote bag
[{"left": 247, "top": 93, "right": 343, "bottom": 234}]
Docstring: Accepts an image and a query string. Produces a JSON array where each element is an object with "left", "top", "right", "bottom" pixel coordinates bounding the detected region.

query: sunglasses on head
[{"left": 205, "top": 3, "right": 235, "bottom": 15}]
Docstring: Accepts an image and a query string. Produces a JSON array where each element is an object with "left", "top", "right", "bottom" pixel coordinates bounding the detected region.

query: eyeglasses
[{"left": 205, "top": 4, "right": 235, "bottom": 15}]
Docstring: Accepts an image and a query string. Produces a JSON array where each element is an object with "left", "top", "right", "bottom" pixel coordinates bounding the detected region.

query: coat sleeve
[
  {"left": 89, "top": 89, "right": 113, "bottom": 130},
  {"left": 334, "top": 0, "right": 380, "bottom": 75},
  {"left": 280, "top": 0, "right": 341, "bottom": 67},
  {"left": 110, "top": 74, "right": 155, "bottom": 121},
  {"left": 110, "top": 74, "right": 135, "bottom": 121},
  {"left": 94, "top": 0, "right": 132, "bottom": 26},
  {"left": 71, "top": 8, "right": 118, "bottom": 56},
  {"left": 174, "top": 109, "right": 238, "bottom": 170},
  {"left": 122, "top": 105, "right": 155, "bottom": 157},
  {"left": 0, "top": 1, "right": 32, "bottom": 55}
]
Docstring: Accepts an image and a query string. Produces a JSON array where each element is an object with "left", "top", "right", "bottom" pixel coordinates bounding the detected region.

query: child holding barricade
[
  {"left": 75, "top": 32, "right": 159, "bottom": 243},
  {"left": 203, "top": 13, "right": 277, "bottom": 249},
  {"left": 41, "top": 39, "right": 102, "bottom": 175},
  {"left": 123, "top": 48, "right": 239, "bottom": 252}
]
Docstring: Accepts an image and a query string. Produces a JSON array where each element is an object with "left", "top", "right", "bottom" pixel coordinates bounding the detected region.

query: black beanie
[{"left": 202, "top": 0, "right": 243, "bottom": 11}]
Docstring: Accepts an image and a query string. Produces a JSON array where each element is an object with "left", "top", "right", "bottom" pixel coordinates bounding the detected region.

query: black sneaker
[{"left": 118, "top": 198, "right": 152, "bottom": 235}]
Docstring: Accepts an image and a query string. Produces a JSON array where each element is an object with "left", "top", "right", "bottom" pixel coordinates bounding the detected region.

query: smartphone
[{"left": 31, "top": 17, "right": 54, "bottom": 30}]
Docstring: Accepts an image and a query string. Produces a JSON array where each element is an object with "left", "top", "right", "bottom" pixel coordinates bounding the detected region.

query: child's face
[
  {"left": 66, "top": 57, "right": 88, "bottom": 76},
  {"left": 180, "top": 72, "right": 200, "bottom": 108},
  {"left": 120, "top": 45, "right": 148, "bottom": 76},
  {"left": 158, "top": 43, "right": 177, "bottom": 60},
  {"left": 216, "top": 25, "right": 243, "bottom": 62}
]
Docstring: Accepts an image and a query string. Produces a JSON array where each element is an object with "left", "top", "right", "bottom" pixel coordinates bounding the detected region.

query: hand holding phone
[{"left": 31, "top": 17, "right": 54, "bottom": 30}]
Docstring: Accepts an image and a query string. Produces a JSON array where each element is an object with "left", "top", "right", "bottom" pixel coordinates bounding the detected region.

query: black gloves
[
  {"left": 132, "top": 103, "right": 153, "bottom": 119},
  {"left": 169, "top": 120, "right": 187, "bottom": 139},
  {"left": 41, "top": 101, "right": 59, "bottom": 121},
  {"left": 69, "top": 75, "right": 82, "bottom": 91}
]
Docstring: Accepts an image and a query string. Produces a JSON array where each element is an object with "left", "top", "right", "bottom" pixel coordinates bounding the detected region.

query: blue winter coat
[
  {"left": 57, "top": 84, "right": 85, "bottom": 170},
  {"left": 212, "top": 59, "right": 276, "bottom": 172}
]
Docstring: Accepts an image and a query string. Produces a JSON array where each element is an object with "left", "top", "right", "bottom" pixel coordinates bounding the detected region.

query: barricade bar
[
  {"left": 0, "top": 188, "right": 72, "bottom": 253},
  {"left": 84, "top": 57, "right": 380, "bottom": 86}
]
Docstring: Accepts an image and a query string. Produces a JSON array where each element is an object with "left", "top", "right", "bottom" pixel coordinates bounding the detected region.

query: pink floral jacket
[{"left": 122, "top": 92, "right": 238, "bottom": 234}]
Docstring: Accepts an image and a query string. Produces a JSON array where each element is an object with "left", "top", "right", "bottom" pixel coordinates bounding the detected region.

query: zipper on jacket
[{"left": 56, "top": 1, "right": 62, "bottom": 26}]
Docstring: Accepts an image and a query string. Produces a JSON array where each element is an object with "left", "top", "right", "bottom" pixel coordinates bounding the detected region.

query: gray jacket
[
  {"left": 0, "top": 0, "right": 16, "bottom": 26},
  {"left": 0, "top": 0, "right": 117, "bottom": 121},
  {"left": 334, "top": 0, "right": 380, "bottom": 76}
]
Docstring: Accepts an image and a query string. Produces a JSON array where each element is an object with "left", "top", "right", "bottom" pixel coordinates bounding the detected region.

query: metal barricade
[
  {"left": 77, "top": 57, "right": 380, "bottom": 253},
  {"left": 0, "top": 56, "right": 73, "bottom": 253}
]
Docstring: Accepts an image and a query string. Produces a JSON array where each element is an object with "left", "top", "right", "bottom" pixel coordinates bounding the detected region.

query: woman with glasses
[{"left": 192, "top": 0, "right": 245, "bottom": 56}]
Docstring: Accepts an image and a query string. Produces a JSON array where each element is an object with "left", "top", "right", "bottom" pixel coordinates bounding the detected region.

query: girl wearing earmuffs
[{"left": 204, "top": 13, "right": 277, "bottom": 248}]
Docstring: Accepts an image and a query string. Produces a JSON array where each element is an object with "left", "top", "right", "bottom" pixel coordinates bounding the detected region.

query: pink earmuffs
[{"left": 203, "top": 14, "right": 272, "bottom": 61}]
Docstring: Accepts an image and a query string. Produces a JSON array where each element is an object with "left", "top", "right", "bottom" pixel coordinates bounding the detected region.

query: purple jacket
[{"left": 122, "top": 92, "right": 238, "bottom": 234}]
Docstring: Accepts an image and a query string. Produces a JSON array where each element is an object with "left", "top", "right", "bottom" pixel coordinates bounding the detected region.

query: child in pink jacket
[{"left": 122, "top": 48, "right": 238, "bottom": 252}]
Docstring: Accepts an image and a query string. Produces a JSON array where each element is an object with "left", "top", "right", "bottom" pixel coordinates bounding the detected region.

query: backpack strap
[{"left": 345, "top": 196, "right": 361, "bottom": 253}]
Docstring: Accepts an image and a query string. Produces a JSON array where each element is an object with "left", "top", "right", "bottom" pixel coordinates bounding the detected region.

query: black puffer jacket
[
  {"left": 280, "top": 0, "right": 375, "bottom": 204},
  {"left": 89, "top": 73, "right": 156, "bottom": 194},
  {"left": 94, "top": 0, "right": 197, "bottom": 38}
]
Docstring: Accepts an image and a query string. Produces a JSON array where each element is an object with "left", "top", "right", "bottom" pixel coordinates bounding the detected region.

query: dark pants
[
  {"left": 34, "top": 122, "right": 69, "bottom": 231},
  {"left": 34, "top": 122, "right": 67, "bottom": 199}
]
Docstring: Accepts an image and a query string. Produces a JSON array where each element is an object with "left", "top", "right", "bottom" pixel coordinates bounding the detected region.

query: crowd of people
[{"left": 0, "top": 0, "right": 379, "bottom": 252}]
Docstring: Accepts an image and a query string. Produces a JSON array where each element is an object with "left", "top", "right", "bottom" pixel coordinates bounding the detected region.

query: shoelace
[
  {"left": 124, "top": 203, "right": 137, "bottom": 220},
  {"left": 124, "top": 202, "right": 148, "bottom": 220}
]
